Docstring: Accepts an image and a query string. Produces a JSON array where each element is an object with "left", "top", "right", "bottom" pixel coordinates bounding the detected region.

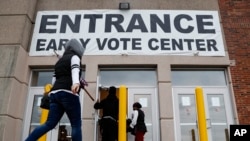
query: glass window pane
[
  {"left": 31, "top": 71, "right": 54, "bottom": 86},
  {"left": 99, "top": 69, "right": 156, "bottom": 86},
  {"left": 171, "top": 70, "right": 226, "bottom": 86},
  {"left": 211, "top": 125, "right": 228, "bottom": 141},
  {"left": 178, "top": 94, "right": 196, "bottom": 123},
  {"left": 207, "top": 94, "right": 227, "bottom": 123},
  {"left": 180, "top": 125, "right": 198, "bottom": 141},
  {"left": 31, "top": 70, "right": 85, "bottom": 86},
  {"left": 37, "top": 72, "right": 54, "bottom": 86},
  {"left": 30, "top": 95, "right": 42, "bottom": 133}
]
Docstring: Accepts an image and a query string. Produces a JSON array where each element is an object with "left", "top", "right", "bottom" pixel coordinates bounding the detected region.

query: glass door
[
  {"left": 173, "top": 87, "right": 233, "bottom": 141},
  {"left": 22, "top": 87, "right": 83, "bottom": 141},
  {"left": 22, "top": 87, "right": 53, "bottom": 140},
  {"left": 127, "top": 87, "right": 159, "bottom": 141}
]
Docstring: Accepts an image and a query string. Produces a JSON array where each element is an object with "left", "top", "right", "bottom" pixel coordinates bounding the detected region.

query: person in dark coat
[
  {"left": 129, "top": 102, "right": 147, "bottom": 141},
  {"left": 94, "top": 86, "right": 119, "bottom": 141}
]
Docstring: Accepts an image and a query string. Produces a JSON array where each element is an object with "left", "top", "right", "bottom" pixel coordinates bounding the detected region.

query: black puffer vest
[
  {"left": 51, "top": 51, "right": 82, "bottom": 93},
  {"left": 135, "top": 109, "right": 147, "bottom": 132}
]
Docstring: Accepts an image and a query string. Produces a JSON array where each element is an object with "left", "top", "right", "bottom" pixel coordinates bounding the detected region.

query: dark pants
[{"left": 100, "top": 118, "right": 118, "bottom": 141}]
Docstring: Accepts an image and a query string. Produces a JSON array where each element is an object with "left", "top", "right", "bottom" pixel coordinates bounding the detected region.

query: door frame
[{"left": 172, "top": 86, "right": 234, "bottom": 141}]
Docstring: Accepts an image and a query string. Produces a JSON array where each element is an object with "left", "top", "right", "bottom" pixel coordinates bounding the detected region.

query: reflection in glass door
[{"left": 173, "top": 87, "right": 234, "bottom": 141}]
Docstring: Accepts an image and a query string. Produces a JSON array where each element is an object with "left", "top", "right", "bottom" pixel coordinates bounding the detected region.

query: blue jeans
[{"left": 25, "top": 91, "right": 82, "bottom": 141}]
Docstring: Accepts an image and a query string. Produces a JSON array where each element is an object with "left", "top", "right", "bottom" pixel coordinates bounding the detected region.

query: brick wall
[{"left": 219, "top": 0, "right": 250, "bottom": 124}]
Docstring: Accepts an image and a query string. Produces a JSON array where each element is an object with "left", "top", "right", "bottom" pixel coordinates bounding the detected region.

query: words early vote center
[{"left": 0, "top": 0, "right": 250, "bottom": 141}]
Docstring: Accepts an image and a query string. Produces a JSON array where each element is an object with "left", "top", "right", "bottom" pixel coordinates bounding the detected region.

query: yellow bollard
[
  {"left": 195, "top": 86, "right": 208, "bottom": 141},
  {"left": 38, "top": 109, "right": 49, "bottom": 141},
  {"left": 38, "top": 84, "right": 52, "bottom": 141},
  {"left": 118, "top": 85, "right": 127, "bottom": 141}
]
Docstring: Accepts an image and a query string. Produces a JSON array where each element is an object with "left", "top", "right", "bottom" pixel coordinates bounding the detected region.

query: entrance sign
[{"left": 29, "top": 10, "right": 225, "bottom": 56}]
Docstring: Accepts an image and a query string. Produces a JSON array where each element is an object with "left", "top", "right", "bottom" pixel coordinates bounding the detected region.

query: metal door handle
[
  {"left": 191, "top": 129, "right": 196, "bottom": 141},
  {"left": 206, "top": 119, "right": 211, "bottom": 129},
  {"left": 225, "top": 128, "right": 229, "bottom": 141}
]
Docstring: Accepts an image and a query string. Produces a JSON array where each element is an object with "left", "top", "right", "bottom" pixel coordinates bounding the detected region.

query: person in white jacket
[{"left": 129, "top": 102, "right": 147, "bottom": 141}]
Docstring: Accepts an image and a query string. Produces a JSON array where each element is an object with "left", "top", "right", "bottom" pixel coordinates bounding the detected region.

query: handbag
[{"left": 40, "top": 95, "right": 50, "bottom": 110}]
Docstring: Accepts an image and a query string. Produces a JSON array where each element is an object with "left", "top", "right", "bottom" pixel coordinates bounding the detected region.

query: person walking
[
  {"left": 94, "top": 86, "right": 119, "bottom": 141},
  {"left": 129, "top": 102, "right": 147, "bottom": 141},
  {"left": 25, "top": 38, "right": 85, "bottom": 141}
]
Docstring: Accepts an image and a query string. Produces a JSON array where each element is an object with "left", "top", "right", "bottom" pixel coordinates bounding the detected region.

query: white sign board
[{"left": 29, "top": 10, "right": 225, "bottom": 56}]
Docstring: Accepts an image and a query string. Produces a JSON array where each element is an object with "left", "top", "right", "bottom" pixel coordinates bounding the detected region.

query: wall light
[{"left": 119, "top": 2, "right": 130, "bottom": 10}]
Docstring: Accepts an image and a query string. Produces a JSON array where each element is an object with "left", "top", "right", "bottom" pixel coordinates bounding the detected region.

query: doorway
[
  {"left": 95, "top": 87, "right": 159, "bottom": 141},
  {"left": 95, "top": 68, "right": 159, "bottom": 141},
  {"left": 173, "top": 87, "right": 234, "bottom": 141}
]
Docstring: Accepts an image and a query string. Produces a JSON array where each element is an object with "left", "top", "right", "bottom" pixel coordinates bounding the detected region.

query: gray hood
[{"left": 64, "top": 39, "right": 85, "bottom": 57}]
